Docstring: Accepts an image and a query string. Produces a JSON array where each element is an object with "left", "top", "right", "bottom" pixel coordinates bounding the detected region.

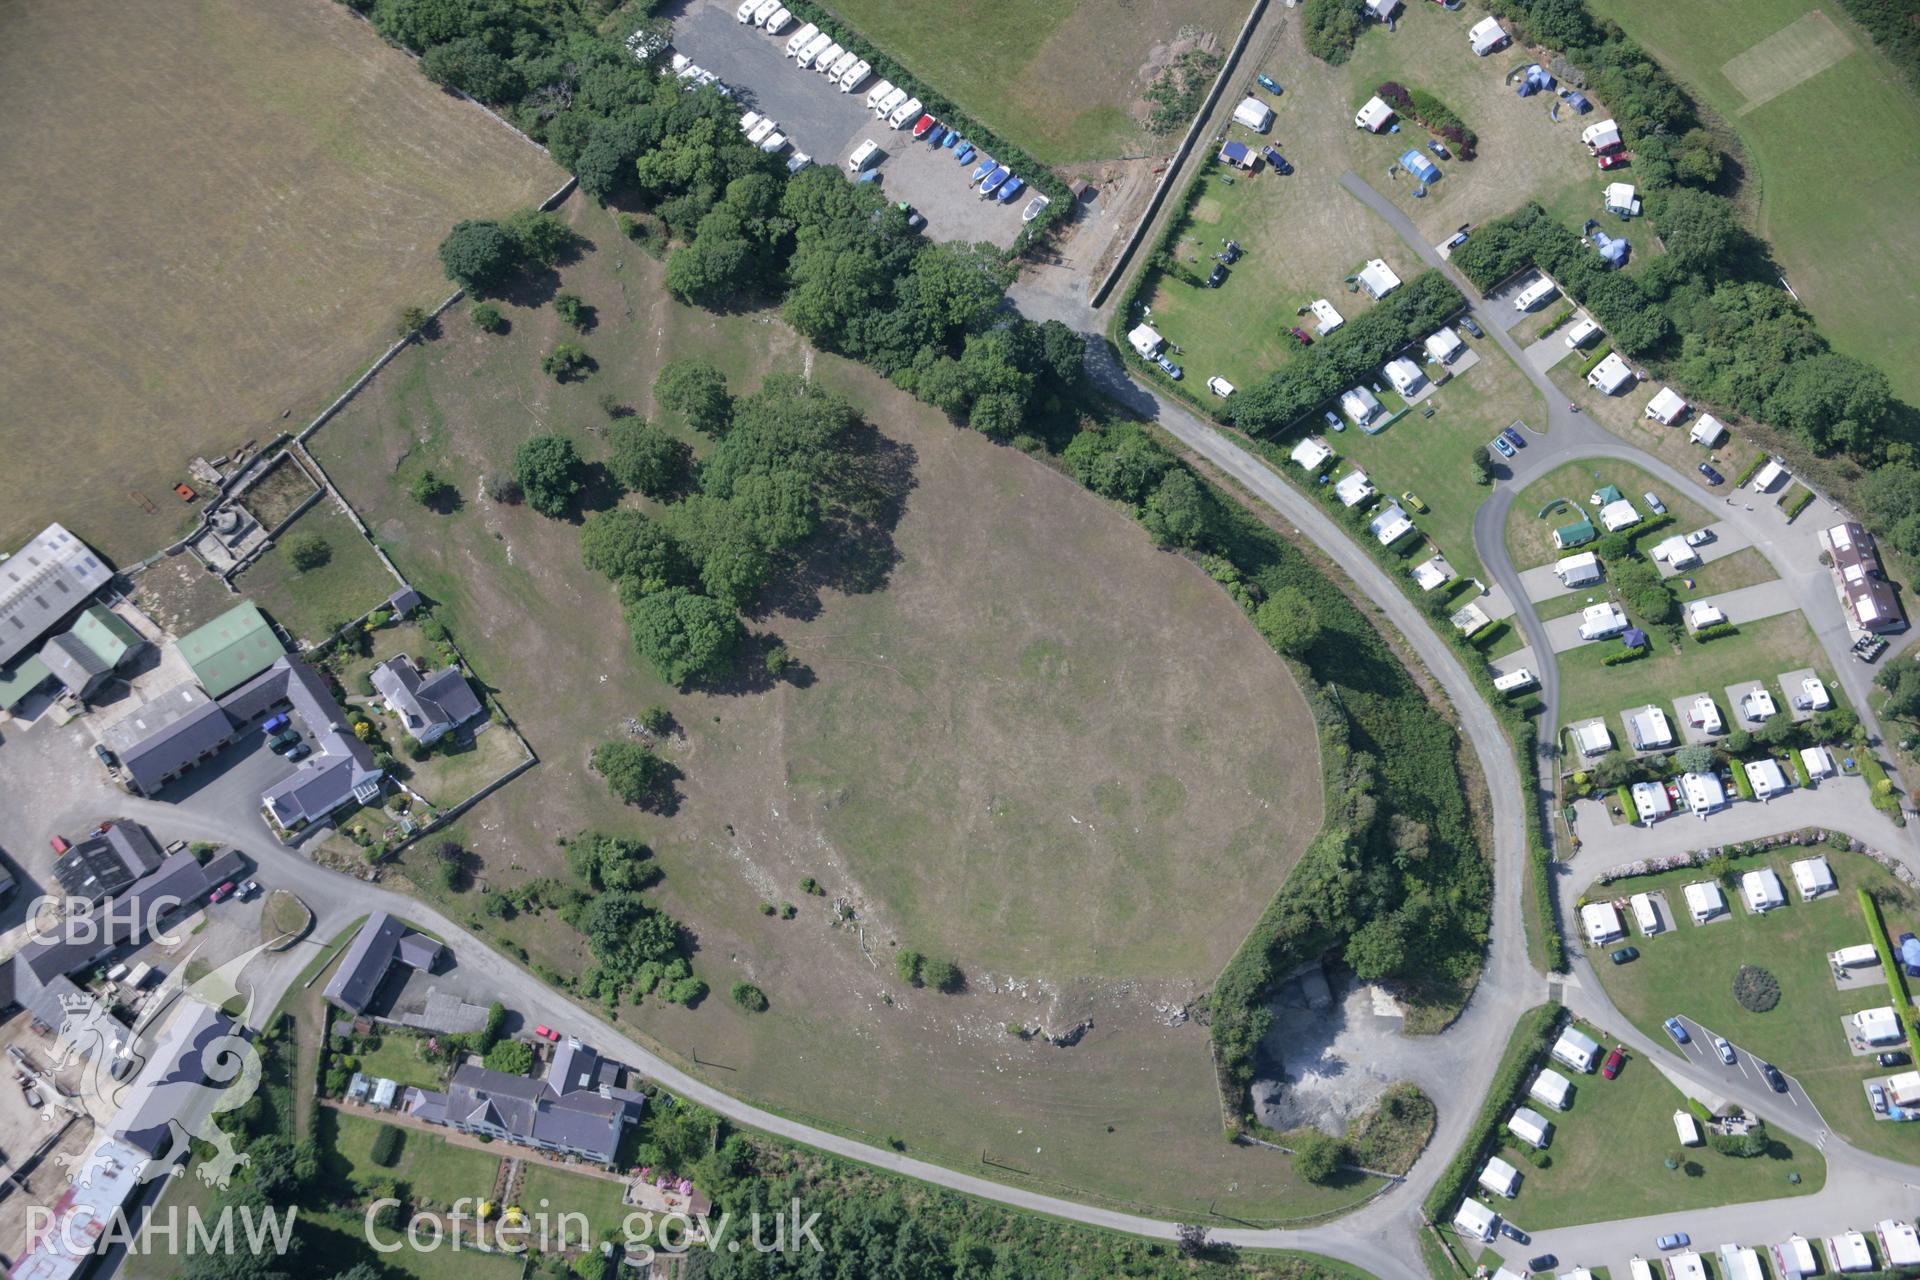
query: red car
[
  {"left": 534, "top": 1025, "right": 560, "bottom": 1042},
  {"left": 1602, "top": 1047, "right": 1626, "bottom": 1079},
  {"left": 1597, "top": 153, "right": 1629, "bottom": 171},
  {"left": 49, "top": 835, "right": 70, "bottom": 855},
  {"left": 209, "top": 881, "right": 236, "bottom": 903},
  {"left": 911, "top": 114, "right": 935, "bottom": 139},
  {"left": 1290, "top": 326, "right": 1314, "bottom": 345}
]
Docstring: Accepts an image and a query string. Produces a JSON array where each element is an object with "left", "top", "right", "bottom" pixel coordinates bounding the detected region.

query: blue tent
[
  {"left": 1593, "top": 231, "right": 1630, "bottom": 268},
  {"left": 1219, "top": 141, "right": 1251, "bottom": 168},
  {"left": 1901, "top": 935, "right": 1920, "bottom": 976},
  {"left": 1621, "top": 628, "right": 1649, "bottom": 650},
  {"left": 1398, "top": 149, "right": 1440, "bottom": 183},
  {"left": 1565, "top": 91, "right": 1592, "bottom": 113}
]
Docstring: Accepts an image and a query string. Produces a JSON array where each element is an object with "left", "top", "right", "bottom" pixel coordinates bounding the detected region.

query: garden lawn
[
  {"left": 235, "top": 501, "right": 397, "bottom": 648},
  {"left": 1499, "top": 1020, "right": 1822, "bottom": 1229},
  {"left": 324, "top": 1109, "right": 503, "bottom": 1209},
  {"left": 350, "top": 1032, "right": 449, "bottom": 1092},
  {"left": 1505, "top": 458, "right": 1715, "bottom": 570},
  {"left": 1677, "top": 547, "right": 1778, "bottom": 598},
  {"left": 1587, "top": 848, "right": 1920, "bottom": 1161},
  {"left": 1556, "top": 609, "right": 1829, "bottom": 729},
  {"left": 515, "top": 1164, "right": 637, "bottom": 1243}
]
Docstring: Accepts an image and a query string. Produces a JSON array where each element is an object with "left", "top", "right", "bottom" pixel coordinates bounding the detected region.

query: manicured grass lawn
[
  {"left": 1500, "top": 1019, "right": 1821, "bottom": 1229},
  {"left": 1556, "top": 608, "right": 1829, "bottom": 728},
  {"left": 1678, "top": 547, "right": 1778, "bottom": 598},
  {"left": 324, "top": 1110, "right": 502, "bottom": 1209},
  {"left": 515, "top": 1164, "right": 638, "bottom": 1243},
  {"left": 1587, "top": 849, "right": 1920, "bottom": 1161},
  {"left": 236, "top": 500, "right": 398, "bottom": 647},
  {"left": 1587, "top": 0, "right": 1920, "bottom": 405},
  {"left": 1506, "top": 459, "right": 1714, "bottom": 570},
  {"left": 299, "top": 1220, "right": 526, "bottom": 1280},
  {"left": 1535, "top": 590, "right": 1599, "bottom": 622},
  {"left": 352, "top": 1031, "right": 450, "bottom": 1092}
]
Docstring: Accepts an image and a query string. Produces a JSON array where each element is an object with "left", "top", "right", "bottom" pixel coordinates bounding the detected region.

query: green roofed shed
[
  {"left": 70, "top": 606, "right": 143, "bottom": 669},
  {"left": 1554, "top": 518, "right": 1597, "bottom": 549},
  {"left": 0, "top": 656, "right": 52, "bottom": 711},
  {"left": 178, "top": 601, "right": 283, "bottom": 697}
]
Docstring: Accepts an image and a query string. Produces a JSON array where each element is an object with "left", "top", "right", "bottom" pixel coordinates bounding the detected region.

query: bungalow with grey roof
[
  {"left": 371, "top": 656, "right": 484, "bottom": 745},
  {"left": 323, "top": 911, "right": 445, "bottom": 1015},
  {"left": 403, "top": 1037, "right": 646, "bottom": 1164}
]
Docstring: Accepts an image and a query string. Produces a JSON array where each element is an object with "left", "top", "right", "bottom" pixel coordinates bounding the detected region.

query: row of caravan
[{"left": 779, "top": 21, "right": 873, "bottom": 94}]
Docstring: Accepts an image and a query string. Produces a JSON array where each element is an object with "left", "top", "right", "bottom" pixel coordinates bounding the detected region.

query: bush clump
[{"left": 1733, "top": 964, "right": 1780, "bottom": 1013}]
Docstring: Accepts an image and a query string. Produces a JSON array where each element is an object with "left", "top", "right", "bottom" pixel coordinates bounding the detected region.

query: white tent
[
  {"left": 1425, "top": 327, "right": 1465, "bottom": 363},
  {"left": 1631, "top": 892, "right": 1661, "bottom": 934},
  {"left": 1580, "top": 602, "right": 1628, "bottom": 639},
  {"left": 1572, "top": 721, "right": 1613, "bottom": 757},
  {"left": 1334, "top": 470, "right": 1375, "bottom": 507},
  {"left": 1530, "top": 1068, "right": 1573, "bottom": 1110},
  {"left": 1355, "top": 95, "right": 1395, "bottom": 132},
  {"left": 1553, "top": 1026, "right": 1601, "bottom": 1073},
  {"left": 1478, "top": 1155, "right": 1520, "bottom": 1198},
  {"left": 1626, "top": 704, "right": 1672, "bottom": 750},
  {"left": 1631, "top": 779, "right": 1671, "bottom": 823},
  {"left": 1687, "top": 696, "right": 1724, "bottom": 734},
  {"left": 1682, "top": 771, "right": 1727, "bottom": 814},
  {"left": 1128, "top": 323, "right": 1164, "bottom": 358},
  {"left": 1469, "top": 15, "right": 1508, "bottom": 54},
  {"left": 1879, "top": 1221, "right": 1920, "bottom": 1269},
  {"left": 1291, "top": 438, "right": 1334, "bottom": 472},
  {"left": 1791, "top": 855, "right": 1835, "bottom": 898},
  {"left": 1719, "top": 1244, "right": 1765, "bottom": 1280},
  {"left": 1507, "top": 1106, "right": 1551, "bottom": 1148},
  {"left": 1582, "top": 118, "right": 1622, "bottom": 152},
  {"left": 1451, "top": 602, "right": 1491, "bottom": 636},
  {"left": 1587, "top": 352, "right": 1634, "bottom": 394},
  {"left": 1342, "top": 386, "right": 1382, "bottom": 424},
  {"left": 1646, "top": 386, "right": 1688, "bottom": 424},
  {"left": 1685, "top": 600, "right": 1726, "bottom": 632},
  {"left": 1653, "top": 535, "right": 1701, "bottom": 568},
  {"left": 1604, "top": 180, "right": 1638, "bottom": 214},
  {"left": 1311, "top": 298, "right": 1345, "bottom": 335},
  {"left": 1371, "top": 505, "right": 1416, "bottom": 547},
  {"left": 1582, "top": 901, "right": 1625, "bottom": 946},
  {"left": 1690, "top": 414, "right": 1727, "bottom": 447},
  {"left": 1742, "top": 868, "right": 1786, "bottom": 913},
  {"left": 1411, "top": 555, "right": 1452, "bottom": 591},
  {"left": 1384, "top": 357, "right": 1424, "bottom": 395},
  {"left": 1232, "top": 96, "right": 1273, "bottom": 133},
  {"left": 1684, "top": 880, "right": 1726, "bottom": 923},
  {"left": 1556, "top": 551, "right": 1602, "bottom": 586},
  {"left": 1745, "top": 758, "right": 1790, "bottom": 799},
  {"left": 1752, "top": 459, "right": 1789, "bottom": 492},
  {"left": 1357, "top": 259, "right": 1402, "bottom": 299},
  {"left": 1828, "top": 1233, "right": 1873, "bottom": 1273},
  {"left": 1673, "top": 1109, "right": 1703, "bottom": 1146},
  {"left": 1772, "top": 1237, "right": 1818, "bottom": 1280},
  {"left": 1452, "top": 1196, "right": 1498, "bottom": 1241},
  {"left": 1599, "top": 498, "right": 1640, "bottom": 531},
  {"left": 1853, "top": 1005, "right": 1902, "bottom": 1045}
]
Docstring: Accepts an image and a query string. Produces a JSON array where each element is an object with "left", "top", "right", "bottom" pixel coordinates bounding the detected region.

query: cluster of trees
[
  {"left": 1301, "top": 0, "right": 1369, "bottom": 63},
  {"left": 1375, "top": 81, "right": 1477, "bottom": 158},
  {"left": 1453, "top": 203, "right": 1895, "bottom": 455},
  {"left": 895, "top": 948, "right": 964, "bottom": 993},
  {"left": 1856, "top": 459, "right": 1920, "bottom": 562},
  {"left": 1226, "top": 272, "right": 1465, "bottom": 435},
  {"left": 591, "top": 739, "right": 679, "bottom": 810},
  {"left": 437, "top": 208, "right": 573, "bottom": 295}
]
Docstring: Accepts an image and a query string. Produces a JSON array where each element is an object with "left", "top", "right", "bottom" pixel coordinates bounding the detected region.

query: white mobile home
[
  {"left": 1683, "top": 880, "right": 1726, "bottom": 924},
  {"left": 1355, "top": 95, "right": 1395, "bottom": 132},
  {"left": 1582, "top": 901, "right": 1625, "bottom": 946},
  {"left": 1673, "top": 1109, "right": 1702, "bottom": 1146},
  {"left": 1291, "top": 438, "right": 1334, "bottom": 473},
  {"left": 1588, "top": 352, "right": 1634, "bottom": 394},
  {"left": 1792, "top": 855, "right": 1835, "bottom": 899},
  {"left": 1468, "top": 16, "right": 1509, "bottom": 54},
  {"left": 1645, "top": 386, "right": 1688, "bottom": 424},
  {"left": 1553, "top": 1026, "right": 1601, "bottom": 1073},
  {"left": 1530, "top": 1068, "right": 1572, "bottom": 1111},
  {"left": 1630, "top": 892, "right": 1661, "bottom": 934},
  {"left": 1507, "top": 1106, "right": 1551, "bottom": 1148},
  {"left": 1631, "top": 780, "right": 1671, "bottom": 823},
  {"left": 1232, "top": 97, "right": 1273, "bottom": 133},
  {"left": 1741, "top": 868, "right": 1786, "bottom": 913},
  {"left": 1478, "top": 1155, "right": 1520, "bottom": 1198},
  {"left": 1555, "top": 551, "right": 1602, "bottom": 587}
]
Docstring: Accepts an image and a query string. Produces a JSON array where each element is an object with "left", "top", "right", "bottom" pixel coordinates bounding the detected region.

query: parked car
[
  {"left": 1262, "top": 147, "right": 1293, "bottom": 175},
  {"left": 266, "top": 728, "right": 299, "bottom": 752},
  {"left": 1663, "top": 1016, "right": 1690, "bottom": 1045},
  {"left": 1492, "top": 435, "right": 1515, "bottom": 458},
  {"left": 1698, "top": 463, "right": 1725, "bottom": 485},
  {"left": 1501, "top": 1222, "right": 1530, "bottom": 1245},
  {"left": 1657, "top": 1233, "right": 1691, "bottom": 1251},
  {"left": 1459, "top": 315, "right": 1484, "bottom": 338},
  {"left": 1289, "top": 326, "right": 1314, "bottom": 345},
  {"left": 1684, "top": 529, "right": 1714, "bottom": 547},
  {"left": 1400, "top": 491, "right": 1428, "bottom": 513},
  {"left": 1323, "top": 410, "right": 1343, "bottom": 432},
  {"left": 284, "top": 742, "right": 311, "bottom": 762},
  {"left": 1879, "top": 1050, "right": 1911, "bottom": 1068},
  {"left": 209, "top": 881, "right": 236, "bottom": 904},
  {"left": 1713, "top": 1036, "right": 1735, "bottom": 1065},
  {"left": 1501, "top": 426, "right": 1526, "bottom": 449},
  {"left": 1219, "top": 240, "right": 1242, "bottom": 263},
  {"left": 1761, "top": 1062, "right": 1787, "bottom": 1092},
  {"left": 1155, "top": 354, "right": 1183, "bottom": 381},
  {"left": 1609, "top": 946, "right": 1639, "bottom": 965},
  {"left": 93, "top": 744, "right": 115, "bottom": 768},
  {"left": 1207, "top": 263, "right": 1227, "bottom": 288},
  {"left": 1602, "top": 1047, "right": 1626, "bottom": 1079},
  {"left": 262, "top": 713, "right": 291, "bottom": 734},
  {"left": 1528, "top": 1256, "right": 1558, "bottom": 1274},
  {"left": 1598, "top": 152, "right": 1629, "bottom": 170},
  {"left": 1643, "top": 491, "right": 1667, "bottom": 515},
  {"left": 1871, "top": 1083, "right": 1889, "bottom": 1113},
  {"left": 1257, "top": 73, "right": 1282, "bottom": 93},
  {"left": 241, "top": 880, "right": 260, "bottom": 899}
]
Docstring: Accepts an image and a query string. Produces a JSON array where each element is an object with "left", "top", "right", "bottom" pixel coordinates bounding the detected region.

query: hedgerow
[{"left": 1421, "top": 1003, "right": 1563, "bottom": 1223}]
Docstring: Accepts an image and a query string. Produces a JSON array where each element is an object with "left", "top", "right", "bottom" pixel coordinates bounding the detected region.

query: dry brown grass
[{"left": 0, "top": 0, "right": 561, "bottom": 565}]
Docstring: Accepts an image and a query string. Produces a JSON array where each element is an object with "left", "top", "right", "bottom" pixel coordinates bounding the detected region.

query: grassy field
[
  {"left": 322, "top": 1109, "right": 504, "bottom": 1207},
  {"left": 1556, "top": 610, "right": 1830, "bottom": 730},
  {"left": 1681, "top": 547, "right": 1779, "bottom": 598},
  {"left": 815, "top": 0, "right": 1252, "bottom": 163},
  {"left": 1505, "top": 459, "right": 1714, "bottom": 571},
  {"left": 307, "top": 195, "right": 1358, "bottom": 1221},
  {"left": 1587, "top": 0, "right": 1920, "bottom": 405},
  {"left": 1498, "top": 1019, "right": 1821, "bottom": 1228},
  {"left": 234, "top": 501, "right": 398, "bottom": 647},
  {"left": 0, "top": 0, "right": 561, "bottom": 566},
  {"left": 1588, "top": 849, "right": 1920, "bottom": 1161}
]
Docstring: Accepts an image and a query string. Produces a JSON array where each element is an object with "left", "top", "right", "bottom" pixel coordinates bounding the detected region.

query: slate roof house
[
  {"left": 323, "top": 911, "right": 446, "bottom": 1015},
  {"left": 404, "top": 1038, "right": 646, "bottom": 1165},
  {"left": 234, "top": 659, "right": 383, "bottom": 828},
  {"left": 371, "top": 656, "right": 485, "bottom": 745},
  {"left": 52, "top": 821, "right": 164, "bottom": 901}
]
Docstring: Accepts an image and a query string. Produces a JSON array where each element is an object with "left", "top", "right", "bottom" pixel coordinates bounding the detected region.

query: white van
[
  {"left": 784, "top": 22, "right": 819, "bottom": 56},
  {"left": 873, "top": 86, "right": 907, "bottom": 119},
  {"left": 848, "top": 139, "right": 882, "bottom": 173},
  {"left": 1492, "top": 669, "right": 1537, "bottom": 694},
  {"left": 1565, "top": 317, "right": 1601, "bottom": 349},
  {"left": 751, "top": 0, "right": 781, "bottom": 23},
  {"left": 865, "top": 79, "right": 896, "bottom": 110},
  {"left": 839, "top": 60, "right": 872, "bottom": 93},
  {"left": 826, "top": 50, "right": 859, "bottom": 81},
  {"left": 762, "top": 6, "right": 793, "bottom": 33},
  {"left": 736, "top": 0, "right": 761, "bottom": 20},
  {"left": 887, "top": 97, "right": 922, "bottom": 128},
  {"left": 1514, "top": 278, "right": 1557, "bottom": 312},
  {"left": 796, "top": 34, "right": 834, "bottom": 68}
]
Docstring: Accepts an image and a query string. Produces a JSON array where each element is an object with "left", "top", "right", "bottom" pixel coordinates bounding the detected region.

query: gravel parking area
[{"left": 665, "top": 0, "right": 1026, "bottom": 248}]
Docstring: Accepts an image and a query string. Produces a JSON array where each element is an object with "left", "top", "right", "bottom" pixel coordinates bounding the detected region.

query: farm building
[
  {"left": 1554, "top": 517, "right": 1598, "bottom": 549},
  {"left": 1291, "top": 438, "right": 1333, "bottom": 472},
  {"left": 1673, "top": 1110, "right": 1703, "bottom": 1146},
  {"left": 1598, "top": 498, "right": 1640, "bottom": 532},
  {"left": 1370, "top": 504, "right": 1416, "bottom": 547},
  {"left": 1555, "top": 551, "right": 1602, "bottom": 587},
  {"left": 1828, "top": 1232, "right": 1873, "bottom": 1273},
  {"left": 1825, "top": 521, "right": 1905, "bottom": 634},
  {"left": 1690, "top": 414, "right": 1727, "bottom": 446},
  {"left": 1581, "top": 118, "right": 1623, "bottom": 153},
  {"left": 1425, "top": 327, "right": 1465, "bottom": 363},
  {"left": 1852, "top": 1005, "right": 1902, "bottom": 1045},
  {"left": 1127, "top": 324, "right": 1165, "bottom": 358},
  {"left": 1645, "top": 386, "right": 1688, "bottom": 424},
  {"left": 1772, "top": 1237, "right": 1819, "bottom": 1280},
  {"left": 1571, "top": 721, "right": 1613, "bottom": 757},
  {"left": 1334, "top": 470, "right": 1375, "bottom": 507},
  {"left": 1581, "top": 902, "right": 1625, "bottom": 946},
  {"left": 1579, "top": 602, "right": 1628, "bottom": 640},
  {"left": 1685, "top": 600, "right": 1727, "bottom": 633},
  {"left": 1626, "top": 705, "right": 1673, "bottom": 751},
  {"left": 1384, "top": 357, "right": 1425, "bottom": 396},
  {"left": 1468, "top": 15, "right": 1509, "bottom": 54},
  {"left": 1342, "top": 386, "right": 1383, "bottom": 425},
  {"left": 1631, "top": 780, "right": 1671, "bottom": 823},
  {"left": 1398, "top": 150, "right": 1440, "bottom": 183},
  {"left": 1684, "top": 880, "right": 1726, "bottom": 923},
  {"left": 1792, "top": 855, "right": 1835, "bottom": 898},
  {"left": 1507, "top": 1106, "right": 1551, "bottom": 1148},
  {"left": 1357, "top": 259, "right": 1402, "bottom": 299},
  {"left": 1752, "top": 458, "right": 1789, "bottom": 492},
  {"left": 1742, "top": 868, "right": 1786, "bottom": 913},
  {"left": 1587, "top": 352, "right": 1634, "bottom": 394},
  {"left": 1681, "top": 771, "right": 1727, "bottom": 815},
  {"left": 1530, "top": 1068, "right": 1572, "bottom": 1110},
  {"left": 0, "top": 523, "right": 113, "bottom": 668},
  {"left": 1232, "top": 97, "right": 1273, "bottom": 132},
  {"left": 1452, "top": 1197, "right": 1498, "bottom": 1241},
  {"left": 1218, "top": 140, "right": 1254, "bottom": 170},
  {"left": 1654, "top": 535, "right": 1701, "bottom": 569},
  {"left": 1355, "top": 95, "right": 1395, "bottom": 132},
  {"left": 1879, "top": 1222, "right": 1920, "bottom": 1269},
  {"left": 1478, "top": 1156, "right": 1519, "bottom": 1198},
  {"left": 1311, "top": 298, "right": 1345, "bottom": 334},
  {"left": 1553, "top": 1026, "right": 1601, "bottom": 1073},
  {"left": 1411, "top": 555, "right": 1452, "bottom": 591},
  {"left": 178, "top": 601, "right": 284, "bottom": 699},
  {"left": 1631, "top": 892, "right": 1661, "bottom": 933}
]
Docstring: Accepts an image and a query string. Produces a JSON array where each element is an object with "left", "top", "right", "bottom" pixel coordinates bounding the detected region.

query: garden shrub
[
  {"left": 370, "top": 1124, "right": 405, "bottom": 1167},
  {"left": 1732, "top": 964, "right": 1780, "bottom": 1013}
]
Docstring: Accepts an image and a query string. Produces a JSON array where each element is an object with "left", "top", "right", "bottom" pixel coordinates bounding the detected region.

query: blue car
[
  {"left": 1491, "top": 434, "right": 1515, "bottom": 459},
  {"left": 262, "top": 713, "right": 291, "bottom": 735},
  {"left": 1663, "top": 1017, "right": 1690, "bottom": 1045},
  {"left": 1501, "top": 426, "right": 1525, "bottom": 449},
  {"left": 1257, "top": 73, "right": 1282, "bottom": 94},
  {"left": 1657, "top": 1233, "right": 1690, "bottom": 1251}
]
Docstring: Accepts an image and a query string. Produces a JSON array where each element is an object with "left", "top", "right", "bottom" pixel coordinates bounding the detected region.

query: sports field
[
  {"left": 815, "top": 0, "right": 1254, "bottom": 163},
  {"left": 1588, "top": 0, "right": 1920, "bottom": 403},
  {"left": 309, "top": 197, "right": 1353, "bottom": 1220},
  {"left": 0, "top": 0, "right": 561, "bottom": 566}
]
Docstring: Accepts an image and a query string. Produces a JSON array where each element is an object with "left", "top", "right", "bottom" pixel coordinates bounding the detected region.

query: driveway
[
  {"left": 1566, "top": 776, "right": 1907, "bottom": 873},
  {"left": 1693, "top": 580, "right": 1799, "bottom": 627}
]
